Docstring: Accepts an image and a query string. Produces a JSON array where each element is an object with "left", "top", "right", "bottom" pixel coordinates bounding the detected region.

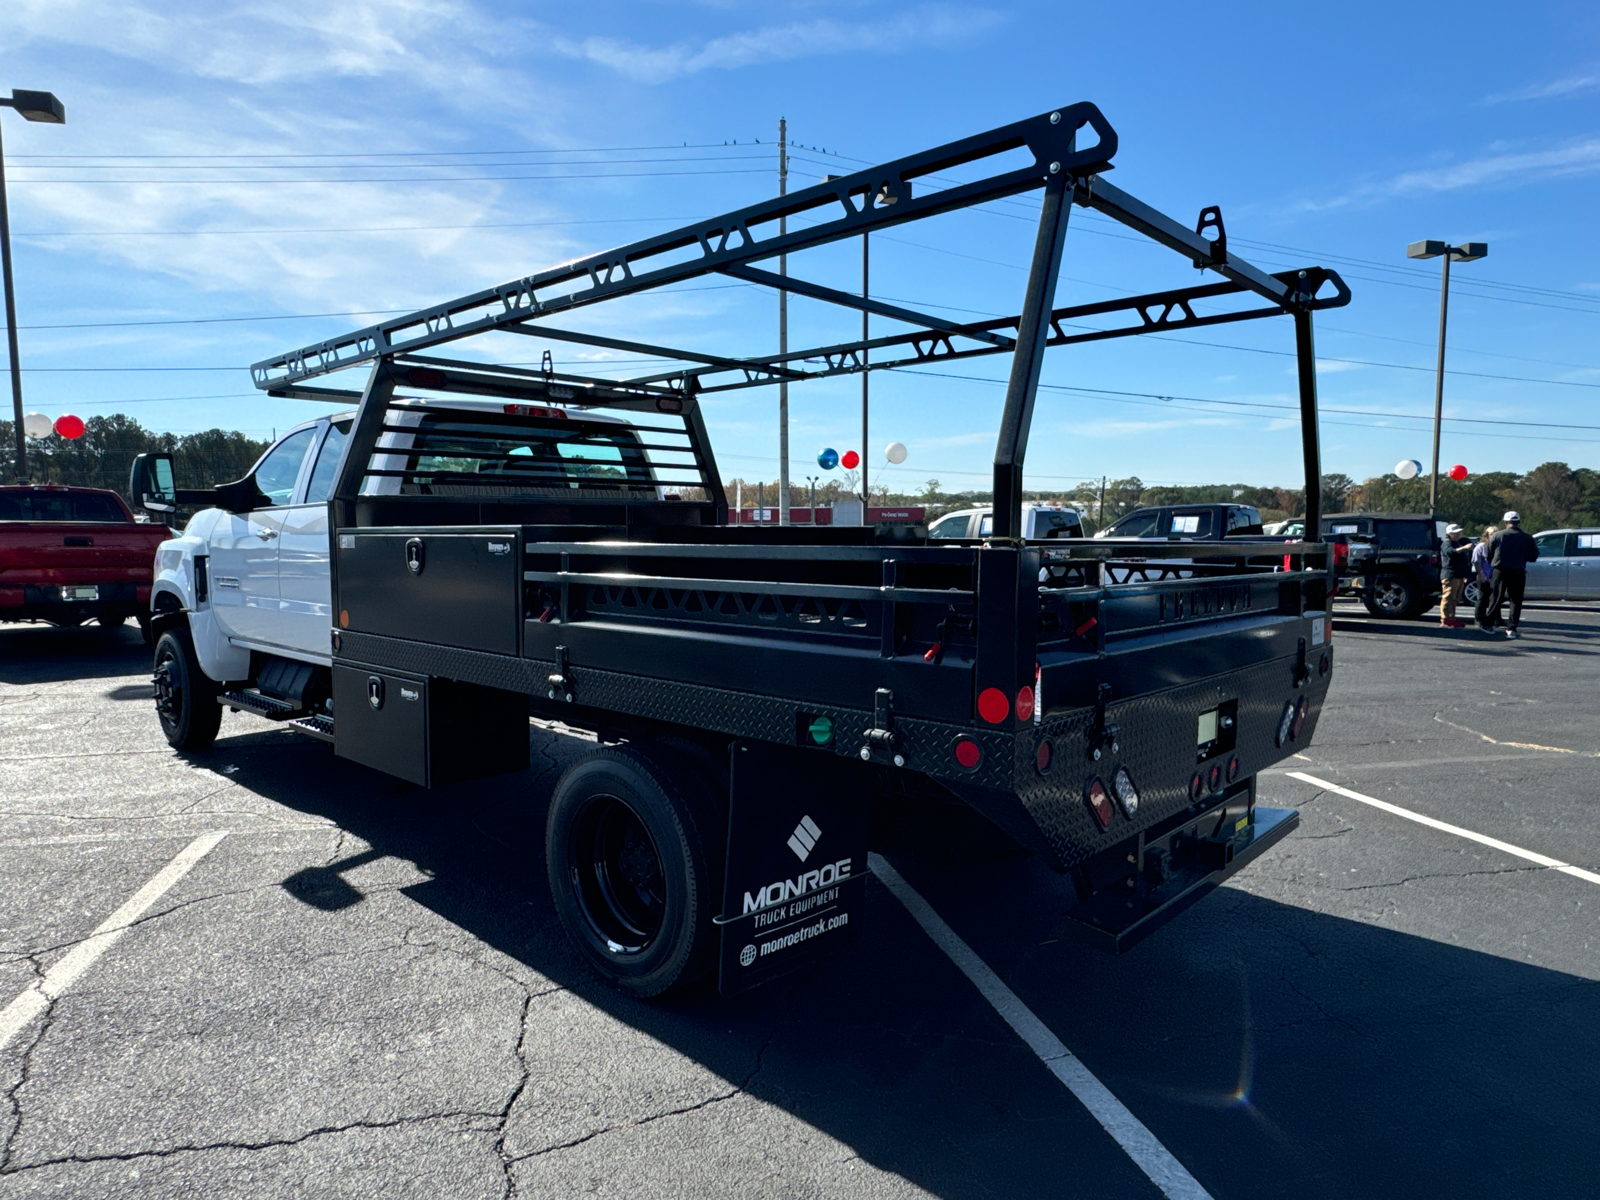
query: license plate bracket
[{"left": 61, "top": 585, "right": 100, "bottom": 602}]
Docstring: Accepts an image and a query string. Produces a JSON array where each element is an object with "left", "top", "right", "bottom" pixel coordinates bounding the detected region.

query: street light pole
[
  {"left": 1406, "top": 239, "right": 1487, "bottom": 521},
  {"left": 0, "top": 90, "right": 65, "bottom": 483}
]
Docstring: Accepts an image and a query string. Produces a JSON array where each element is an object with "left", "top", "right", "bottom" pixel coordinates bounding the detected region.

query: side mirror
[{"left": 129, "top": 452, "right": 177, "bottom": 513}]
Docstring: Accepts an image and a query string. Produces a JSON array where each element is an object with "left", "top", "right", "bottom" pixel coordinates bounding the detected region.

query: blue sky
[{"left": 2, "top": 0, "right": 1598, "bottom": 495}]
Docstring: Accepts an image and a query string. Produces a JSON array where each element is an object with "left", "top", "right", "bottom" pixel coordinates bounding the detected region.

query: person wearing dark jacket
[
  {"left": 1439, "top": 524, "right": 1470, "bottom": 628},
  {"left": 1486, "top": 512, "right": 1539, "bottom": 639}
]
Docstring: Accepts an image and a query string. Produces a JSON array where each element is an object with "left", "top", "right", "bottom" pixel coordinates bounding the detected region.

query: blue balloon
[{"left": 817, "top": 447, "right": 839, "bottom": 470}]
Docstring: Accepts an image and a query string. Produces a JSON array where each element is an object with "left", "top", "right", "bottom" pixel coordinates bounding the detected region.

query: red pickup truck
[{"left": 0, "top": 485, "right": 170, "bottom": 636}]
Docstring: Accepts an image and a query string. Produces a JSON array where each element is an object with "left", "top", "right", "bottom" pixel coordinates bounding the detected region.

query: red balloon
[
  {"left": 53, "top": 414, "right": 85, "bottom": 439},
  {"left": 840, "top": 450, "right": 860, "bottom": 470},
  {"left": 1447, "top": 464, "right": 1468, "bottom": 481}
]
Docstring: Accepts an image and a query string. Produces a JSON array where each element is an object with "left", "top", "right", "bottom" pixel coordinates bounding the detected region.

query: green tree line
[
  {"left": 1, "top": 415, "right": 270, "bottom": 505},
  {"left": 726, "top": 464, "right": 1600, "bottom": 535}
]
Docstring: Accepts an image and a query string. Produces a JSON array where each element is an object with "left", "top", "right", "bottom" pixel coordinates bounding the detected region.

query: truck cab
[{"left": 928, "top": 503, "right": 1084, "bottom": 540}]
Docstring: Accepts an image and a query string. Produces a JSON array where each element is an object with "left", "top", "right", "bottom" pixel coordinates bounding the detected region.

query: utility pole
[
  {"left": 1406, "top": 239, "right": 1487, "bottom": 521},
  {"left": 861, "top": 232, "right": 869, "bottom": 504},
  {"left": 0, "top": 89, "right": 67, "bottom": 482},
  {"left": 1098, "top": 476, "right": 1106, "bottom": 526},
  {"left": 777, "top": 118, "right": 790, "bottom": 526}
]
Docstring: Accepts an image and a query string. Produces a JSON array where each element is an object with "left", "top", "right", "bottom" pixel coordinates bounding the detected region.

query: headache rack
[{"left": 253, "top": 99, "right": 1347, "bottom": 543}]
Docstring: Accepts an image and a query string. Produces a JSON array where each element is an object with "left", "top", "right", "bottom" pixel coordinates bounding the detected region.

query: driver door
[{"left": 206, "top": 427, "right": 316, "bottom": 647}]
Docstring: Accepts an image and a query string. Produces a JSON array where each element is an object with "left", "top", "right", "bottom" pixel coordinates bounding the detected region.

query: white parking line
[
  {"left": 0, "top": 831, "right": 228, "bottom": 1053},
  {"left": 868, "top": 853, "right": 1212, "bottom": 1200},
  {"left": 1286, "top": 771, "right": 1600, "bottom": 886}
]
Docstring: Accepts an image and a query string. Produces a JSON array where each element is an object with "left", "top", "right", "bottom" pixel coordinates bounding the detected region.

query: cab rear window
[
  {"left": 0, "top": 492, "right": 126, "bottom": 522},
  {"left": 1375, "top": 520, "right": 1434, "bottom": 549}
]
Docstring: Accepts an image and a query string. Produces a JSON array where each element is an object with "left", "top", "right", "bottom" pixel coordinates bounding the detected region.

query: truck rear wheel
[
  {"left": 546, "top": 744, "right": 721, "bottom": 998},
  {"left": 152, "top": 626, "right": 222, "bottom": 751},
  {"left": 1362, "top": 575, "right": 1420, "bottom": 619}
]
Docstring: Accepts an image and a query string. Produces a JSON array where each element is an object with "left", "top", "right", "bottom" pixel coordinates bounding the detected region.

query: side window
[
  {"left": 1170, "top": 512, "right": 1212, "bottom": 538},
  {"left": 1534, "top": 533, "right": 1570, "bottom": 557},
  {"left": 1107, "top": 511, "right": 1159, "bottom": 538},
  {"left": 303, "top": 421, "right": 351, "bottom": 505},
  {"left": 928, "top": 514, "right": 970, "bottom": 540},
  {"left": 978, "top": 515, "right": 994, "bottom": 538},
  {"left": 1376, "top": 520, "right": 1433, "bottom": 549},
  {"left": 253, "top": 428, "right": 317, "bottom": 506},
  {"left": 1574, "top": 533, "right": 1600, "bottom": 557}
]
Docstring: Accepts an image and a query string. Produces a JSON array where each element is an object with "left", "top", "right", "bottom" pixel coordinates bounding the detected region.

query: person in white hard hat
[
  {"left": 1485, "top": 512, "right": 1539, "bottom": 638},
  {"left": 1439, "top": 523, "right": 1470, "bottom": 628}
]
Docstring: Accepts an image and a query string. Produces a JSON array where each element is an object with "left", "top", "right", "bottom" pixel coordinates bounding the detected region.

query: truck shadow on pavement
[
  {"left": 192, "top": 726, "right": 1600, "bottom": 1200},
  {"left": 0, "top": 623, "right": 150, "bottom": 685}
]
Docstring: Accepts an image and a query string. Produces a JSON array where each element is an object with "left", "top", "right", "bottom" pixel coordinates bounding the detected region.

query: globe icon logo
[{"left": 739, "top": 944, "right": 757, "bottom": 967}]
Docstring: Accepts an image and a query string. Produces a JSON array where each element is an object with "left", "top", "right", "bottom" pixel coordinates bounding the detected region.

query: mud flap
[{"left": 717, "top": 741, "right": 870, "bottom": 996}]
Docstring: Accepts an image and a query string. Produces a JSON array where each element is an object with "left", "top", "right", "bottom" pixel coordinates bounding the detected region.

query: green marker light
[{"left": 809, "top": 716, "right": 834, "bottom": 746}]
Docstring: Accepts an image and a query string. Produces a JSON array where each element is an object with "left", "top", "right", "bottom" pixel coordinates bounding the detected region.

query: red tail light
[
  {"left": 977, "top": 687, "right": 1009, "bottom": 724},
  {"left": 1333, "top": 541, "right": 1349, "bottom": 569},
  {"left": 954, "top": 739, "right": 982, "bottom": 769},
  {"left": 1015, "top": 686, "right": 1035, "bottom": 723}
]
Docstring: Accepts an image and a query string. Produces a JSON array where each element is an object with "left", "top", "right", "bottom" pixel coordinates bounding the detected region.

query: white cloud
[
  {"left": 1484, "top": 68, "right": 1600, "bottom": 104},
  {"left": 551, "top": 5, "right": 1006, "bottom": 84},
  {"left": 1298, "top": 138, "right": 1600, "bottom": 211}
]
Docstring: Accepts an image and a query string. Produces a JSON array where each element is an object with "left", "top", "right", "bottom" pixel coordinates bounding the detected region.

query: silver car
[{"left": 1522, "top": 529, "right": 1600, "bottom": 601}]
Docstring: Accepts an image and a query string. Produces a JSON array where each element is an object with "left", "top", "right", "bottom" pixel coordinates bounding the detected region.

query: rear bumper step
[{"left": 1058, "top": 805, "right": 1298, "bottom": 953}]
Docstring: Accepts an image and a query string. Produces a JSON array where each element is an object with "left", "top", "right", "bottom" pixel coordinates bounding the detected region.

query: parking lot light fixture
[
  {"left": 0, "top": 88, "right": 66, "bottom": 481},
  {"left": 1406, "top": 240, "right": 1487, "bottom": 521}
]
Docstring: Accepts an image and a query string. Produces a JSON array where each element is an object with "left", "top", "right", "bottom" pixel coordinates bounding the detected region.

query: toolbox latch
[
  {"left": 547, "top": 645, "right": 574, "bottom": 703},
  {"left": 859, "top": 688, "right": 903, "bottom": 767}
]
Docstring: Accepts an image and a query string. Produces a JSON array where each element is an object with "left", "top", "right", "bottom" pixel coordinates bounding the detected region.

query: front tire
[
  {"left": 546, "top": 744, "right": 722, "bottom": 998},
  {"left": 152, "top": 626, "right": 222, "bottom": 751},
  {"left": 1362, "top": 575, "right": 1420, "bottom": 619}
]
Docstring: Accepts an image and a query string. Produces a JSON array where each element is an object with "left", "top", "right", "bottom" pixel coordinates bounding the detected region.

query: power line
[
  {"left": 6, "top": 167, "right": 774, "bottom": 186},
  {"left": 6, "top": 141, "right": 768, "bottom": 160},
  {"left": 8, "top": 153, "right": 772, "bottom": 173},
  {"left": 15, "top": 216, "right": 698, "bottom": 238}
]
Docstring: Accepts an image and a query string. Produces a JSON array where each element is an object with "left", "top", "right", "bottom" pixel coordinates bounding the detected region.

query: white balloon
[
  {"left": 1394, "top": 459, "right": 1422, "bottom": 480},
  {"left": 884, "top": 441, "right": 907, "bottom": 464},
  {"left": 22, "top": 412, "right": 53, "bottom": 440}
]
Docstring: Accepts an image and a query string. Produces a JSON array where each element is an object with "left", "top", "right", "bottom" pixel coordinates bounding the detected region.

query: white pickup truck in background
[{"left": 139, "top": 399, "right": 639, "bottom": 749}]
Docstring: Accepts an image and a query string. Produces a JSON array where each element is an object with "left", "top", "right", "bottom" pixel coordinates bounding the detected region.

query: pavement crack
[
  {"left": 511, "top": 1026, "right": 778, "bottom": 1167},
  {"left": 1338, "top": 865, "right": 1548, "bottom": 892},
  {"left": 0, "top": 955, "right": 57, "bottom": 1173},
  {"left": 0, "top": 1111, "right": 498, "bottom": 1176},
  {"left": 492, "top": 989, "right": 535, "bottom": 1199}
]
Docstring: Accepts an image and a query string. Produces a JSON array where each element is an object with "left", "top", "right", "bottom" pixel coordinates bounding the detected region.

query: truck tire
[
  {"left": 1362, "top": 575, "right": 1420, "bottom": 619},
  {"left": 152, "top": 626, "right": 222, "bottom": 751},
  {"left": 546, "top": 744, "right": 721, "bottom": 998}
]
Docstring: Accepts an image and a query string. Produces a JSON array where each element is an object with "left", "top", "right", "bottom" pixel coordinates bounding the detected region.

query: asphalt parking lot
[{"left": 1, "top": 600, "right": 1597, "bottom": 1200}]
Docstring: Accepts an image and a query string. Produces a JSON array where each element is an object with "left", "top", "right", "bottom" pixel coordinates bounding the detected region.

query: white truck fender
[{"left": 151, "top": 513, "right": 251, "bottom": 683}]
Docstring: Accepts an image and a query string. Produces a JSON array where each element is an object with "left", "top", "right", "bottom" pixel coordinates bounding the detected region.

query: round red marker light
[
  {"left": 1035, "top": 739, "right": 1053, "bottom": 774},
  {"left": 977, "top": 687, "right": 1009, "bottom": 724},
  {"left": 1226, "top": 755, "right": 1240, "bottom": 784},
  {"left": 53, "top": 414, "right": 85, "bottom": 439},
  {"left": 1207, "top": 763, "right": 1224, "bottom": 793},
  {"left": 1189, "top": 772, "right": 1204, "bottom": 802},
  {"left": 1015, "top": 685, "right": 1035, "bottom": 723},
  {"left": 954, "top": 738, "right": 982, "bottom": 769}
]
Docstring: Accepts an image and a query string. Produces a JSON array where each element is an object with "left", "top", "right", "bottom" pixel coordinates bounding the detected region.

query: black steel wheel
[
  {"left": 152, "top": 626, "right": 221, "bottom": 751},
  {"left": 546, "top": 744, "right": 721, "bottom": 997},
  {"left": 1362, "top": 575, "right": 1419, "bottom": 619}
]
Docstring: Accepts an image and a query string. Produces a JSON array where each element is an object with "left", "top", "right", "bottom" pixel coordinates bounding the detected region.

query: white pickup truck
[{"left": 140, "top": 399, "right": 638, "bottom": 749}]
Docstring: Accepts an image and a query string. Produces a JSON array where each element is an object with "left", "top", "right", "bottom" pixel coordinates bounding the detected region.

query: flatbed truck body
[{"left": 138, "top": 102, "right": 1348, "bottom": 995}]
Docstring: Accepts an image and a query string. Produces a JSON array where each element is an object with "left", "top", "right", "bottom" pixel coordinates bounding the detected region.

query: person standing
[
  {"left": 1472, "top": 526, "right": 1496, "bottom": 630},
  {"left": 1439, "top": 524, "right": 1470, "bottom": 628},
  {"left": 1486, "top": 512, "right": 1539, "bottom": 639}
]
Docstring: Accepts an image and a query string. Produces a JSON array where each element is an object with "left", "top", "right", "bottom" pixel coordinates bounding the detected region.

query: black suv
[
  {"left": 1095, "top": 503, "right": 1265, "bottom": 540},
  {"left": 1321, "top": 512, "right": 1442, "bottom": 619}
]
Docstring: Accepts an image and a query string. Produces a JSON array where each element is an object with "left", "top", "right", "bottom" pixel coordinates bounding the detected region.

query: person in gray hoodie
[
  {"left": 1486, "top": 512, "right": 1539, "bottom": 639},
  {"left": 1472, "top": 525, "right": 1496, "bottom": 630}
]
